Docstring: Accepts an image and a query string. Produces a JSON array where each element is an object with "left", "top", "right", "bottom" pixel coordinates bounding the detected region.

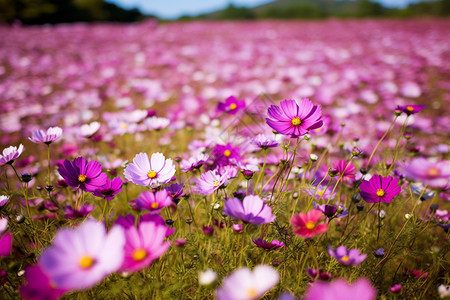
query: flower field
[{"left": 0, "top": 19, "right": 449, "bottom": 299}]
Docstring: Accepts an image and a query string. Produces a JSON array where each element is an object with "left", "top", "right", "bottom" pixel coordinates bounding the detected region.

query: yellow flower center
[
  {"left": 121, "top": 123, "right": 128, "bottom": 129},
  {"left": 305, "top": 221, "right": 316, "bottom": 229},
  {"left": 246, "top": 287, "right": 257, "bottom": 298},
  {"left": 151, "top": 202, "right": 159, "bottom": 209},
  {"left": 224, "top": 150, "right": 231, "bottom": 157},
  {"left": 291, "top": 117, "right": 301, "bottom": 126},
  {"left": 78, "top": 174, "right": 87, "bottom": 182},
  {"left": 406, "top": 106, "right": 414, "bottom": 112},
  {"left": 132, "top": 249, "right": 148, "bottom": 261},
  {"left": 317, "top": 191, "right": 324, "bottom": 196},
  {"left": 79, "top": 255, "right": 95, "bottom": 269},
  {"left": 341, "top": 255, "right": 350, "bottom": 262},
  {"left": 213, "top": 180, "right": 221, "bottom": 187},
  {"left": 229, "top": 103, "right": 237, "bottom": 110},
  {"left": 427, "top": 167, "right": 440, "bottom": 176},
  {"left": 147, "top": 170, "right": 157, "bottom": 178},
  {"left": 376, "top": 189, "right": 385, "bottom": 197}
]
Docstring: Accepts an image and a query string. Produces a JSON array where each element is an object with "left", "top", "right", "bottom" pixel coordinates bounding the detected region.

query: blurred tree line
[
  {"left": 0, "top": 0, "right": 146, "bottom": 24},
  {"left": 180, "top": 0, "right": 450, "bottom": 21}
]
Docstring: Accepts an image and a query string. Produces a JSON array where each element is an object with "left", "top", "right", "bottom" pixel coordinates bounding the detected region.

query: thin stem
[
  {"left": 255, "top": 149, "right": 268, "bottom": 194},
  {"left": 367, "top": 115, "right": 398, "bottom": 168},
  {"left": 47, "top": 144, "right": 51, "bottom": 186}
]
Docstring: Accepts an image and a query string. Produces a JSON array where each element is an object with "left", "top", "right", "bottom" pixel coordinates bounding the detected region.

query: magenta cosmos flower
[
  {"left": 116, "top": 216, "right": 171, "bottom": 273},
  {"left": 217, "top": 96, "right": 246, "bottom": 115},
  {"left": 395, "top": 104, "right": 426, "bottom": 116},
  {"left": 402, "top": 158, "right": 449, "bottom": 189},
  {"left": 38, "top": 220, "right": 125, "bottom": 290},
  {"left": 58, "top": 157, "right": 107, "bottom": 192},
  {"left": 0, "top": 144, "right": 24, "bottom": 166},
  {"left": 333, "top": 160, "right": 356, "bottom": 181},
  {"left": 251, "top": 134, "right": 279, "bottom": 150},
  {"left": 124, "top": 152, "right": 175, "bottom": 188},
  {"left": 28, "top": 126, "right": 62, "bottom": 144},
  {"left": 304, "top": 278, "right": 376, "bottom": 300},
  {"left": 291, "top": 209, "right": 328, "bottom": 239},
  {"left": 20, "top": 265, "right": 68, "bottom": 300},
  {"left": 216, "top": 265, "right": 279, "bottom": 300},
  {"left": 196, "top": 170, "right": 229, "bottom": 195},
  {"left": 212, "top": 143, "right": 241, "bottom": 167},
  {"left": 92, "top": 177, "right": 123, "bottom": 201},
  {"left": 328, "top": 245, "right": 367, "bottom": 266},
  {"left": 223, "top": 195, "right": 275, "bottom": 225},
  {"left": 360, "top": 175, "right": 401, "bottom": 203},
  {"left": 252, "top": 238, "right": 284, "bottom": 251},
  {"left": 132, "top": 189, "right": 174, "bottom": 214},
  {"left": 266, "top": 99, "right": 323, "bottom": 138}
]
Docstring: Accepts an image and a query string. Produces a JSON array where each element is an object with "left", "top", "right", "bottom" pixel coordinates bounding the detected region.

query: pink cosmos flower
[
  {"left": 217, "top": 96, "right": 246, "bottom": 115},
  {"left": 360, "top": 175, "right": 401, "bottom": 203},
  {"left": 28, "top": 126, "right": 62, "bottom": 144},
  {"left": 402, "top": 158, "right": 450, "bottom": 189},
  {"left": 0, "top": 144, "right": 24, "bottom": 166},
  {"left": 124, "top": 152, "right": 175, "bottom": 188},
  {"left": 58, "top": 157, "right": 108, "bottom": 192},
  {"left": 266, "top": 99, "right": 323, "bottom": 138},
  {"left": 92, "top": 177, "right": 123, "bottom": 201},
  {"left": 396, "top": 104, "right": 425, "bottom": 116},
  {"left": 333, "top": 160, "right": 356, "bottom": 181},
  {"left": 144, "top": 116, "right": 170, "bottom": 131},
  {"left": 0, "top": 232, "right": 12, "bottom": 257},
  {"left": 20, "top": 265, "right": 68, "bottom": 300},
  {"left": 212, "top": 143, "right": 241, "bottom": 167},
  {"left": 291, "top": 209, "right": 328, "bottom": 239},
  {"left": 304, "top": 278, "right": 376, "bottom": 300},
  {"left": 251, "top": 134, "right": 280, "bottom": 150},
  {"left": 328, "top": 245, "right": 367, "bottom": 266},
  {"left": 0, "top": 195, "right": 9, "bottom": 207},
  {"left": 132, "top": 189, "right": 174, "bottom": 214},
  {"left": 252, "top": 238, "right": 284, "bottom": 250},
  {"left": 117, "top": 217, "right": 171, "bottom": 273},
  {"left": 223, "top": 195, "right": 275, "bottom": 225},
  {"left": 196, "top": 170, "right": 229, "bottom": 195},
  {"left": 216, "top": 265, "right": 279, "bottom": 300},
  {"left": 180, "top": 153, "right": 209, "bottom": 172},
  {"left": 79, "top": 122, "right": 101, "bottom": 138},
  {"left": 38, "top": 220, "right": 125, "bottom": 290}
]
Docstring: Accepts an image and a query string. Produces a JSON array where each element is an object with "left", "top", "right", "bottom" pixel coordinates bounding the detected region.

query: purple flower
[
  {"left": 196, "top": 170, "right": 228, "bottom": 195},
  {"left": 0, "top": 144, "right": 24, "bottom": 166},
  {"left": 212, "top": 143, "right": 241, "bottom": 167},
  {"left": 328, "top": 245, "right": 367, "bottom": 266},
  {"left": 217, "top": 96, "right": 246, "bottom": 115},
  {"left": 164, "top": 183, "right": 184, "bottom": 200},
  {"left": 64, "top": 204, "right": 94, "bottom": 219},
  {"left": 252, "top": 238, "right": 284, "bottom": 250},
  {"left": 133, "top": 190, "right": 174, "bottom": 213},
  {"left": 20, "top": 265, "right": 68, "bottom": 300},
  {"left": 313, "top": 202, "right": 348, "bottom": 218},
  {"left": 28, "top": 126, "right": 62, "bottom": 144},
  {"left": 395, "top": 104, "right": 426, "bottom": 116},
  {"left": 305, "top": 278, "right": 376, "bottom": 300},
  {"left": 223, "top": 195, "right": 275, "bottom": 225},
  {"left": 373, "top": 248, "right": 385, "bottom": 258},
  {"left": 251, "top": 134, "right": 280, "bottom": 150},
  {"left": 402, "top": 158, "right": 450, "bottom": 189},
  {"left": 117, "top": 217, "right": 171, "bottom": 273},
  {"left": 58, "top": 157, "right": 107, "bottom": 192},
  {"left": 180, "top": 153, "right": 209, "bottom": 172},
  {"left": 360, "top": 174, "right": 401, "bottom": 203},
  {"left": 216, "top": 265, "right": 279, "bottom": 300},
  {"left": 266, "top": 99, "right": 323, "bottom": 138},
  {"left": 0, "top": 195, "right": 9, "bottom": 207},
  {"left": 0, "top": 232, "right": 12, "bottom": 257},
  {"left": 390, "top": 283, "right": 402, "bottom": 293},
  {"left": 124, "top": 152, "right": 175, "bottom": 188},
  {"left": 92, "top": 177, "right": 123, "bottom": 201},
  {"left": 38, "top": 220, "right": 125, "bottom": 290},
  {"left": 202, "top": 225, "right": 214, "bottom": 235},
  {"left": 333, "top": 160, "right": 356, "bottom": 181}
]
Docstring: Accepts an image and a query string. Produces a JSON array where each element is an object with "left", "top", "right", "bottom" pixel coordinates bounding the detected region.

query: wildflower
[
  {"left": 251, "top": 134, "right": 279, "bottom": 150},
  {"left": 266, "top": 99, "right": 323, "bottom": 138},
  {"left": 252, "top": 238, "right": 284, "bottom": 250},
  {"left": 395, "top": 104, "right": 425, "bottom": 116},
  {"left": 306, "top": 268, "right": 332, "bottom": 281},
  {"left": 0, "top": 195, "right": 9, "bottom": 207},
  {"left": 373, "top": 248, "right": 385, "bottom": 258},
  {"left": 144, "top": 116, "right": 170, "bottom": 131},
  {"left": 232, "top": 224, "right": 243, "bottom": 232},
  {"left": 0, "top": 144, "right": 24, "bottom": 166},
  {"left": 216, "top": 265, "right": 279, "bottom": 300},
  {"left": 132, "top": 190, "right": 174, "bottom": 214},
  {"left": 199, "top": 269, "right": 218, "bottom": 286},
  {"left": 64, "top": 204, "right": 94, "bottom": 219},
  {"left": 202, "top": 226, "right": 214, "bottom": 235},
  {"left": 117, "top": 217, "right": 171, "bottom": 273},
  {"left": 92, "top": 177, "right": 123, "bottom": 200},
  {"left": 308, "top": 186, "right": 336, "bottom": 201},
  {"left": 28, "top": 127, "right": 62, "bottom": 144},
  {"left": 164, "top": 183, "right": 184, "bottom": 200},
  {"left": 223, "top": 195, "right": 276, "bottom": 225},
  {"left": 328, "top": 245, "right": 367, "bottom": 266},
  {"left": 389, "top": 284, "right": 402, "bottom": 293},
  {"left": 217, "top": 96, "right": 246, "bottom": 115},
  {"left": 402, "top": 158, "right": 449, "bottom": 189},
  {"left": 333, "top": 160, "right": 356, "bottom": 181},
  {"left": 38, "top": 220, "right": 125, "bottom": 290},
  {"left": 79, "top": 122, "right": 101, "bottom": 138},
  {"left": 304, "top": 278, "right": 376, "bottom": 300},
  {"left": 291, "top": 209, "right": 328, "bottom": 239},
  {"left": 196, "top": 170, "right": 228, "bottom": 195},
  {"left": 180, "top": 153, "right": 209, "bottom": 172},
  {"left": 212, "top": 143, "right": 241, "bottom": 167},
  {"left": 438, "top": 285, "right": 450, "bottom": 299},
  {"left": 124, "top": 152, "right": 175, "bottom": 188},
  {"left": 0, "top": 232, "right": 12, "bottom": 257},
  {"left": 360, "top": 174, "right": 401, "bottom": 203},
  {"left": 20, "top": 265, "right": 68, "bottom": 300},
  {"left": 58, "top": 157, "right": 107, "bottom": 192}
]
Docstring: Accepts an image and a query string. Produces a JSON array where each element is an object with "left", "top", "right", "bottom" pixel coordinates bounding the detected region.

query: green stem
[
  {"left": 47, "top": 144, "right": 51, "bottom": 186},
  {"left": 367, "top": 115, "right": 398, "bottom": 168}
]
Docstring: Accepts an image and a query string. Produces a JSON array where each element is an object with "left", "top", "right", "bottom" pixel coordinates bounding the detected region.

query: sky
[{"left": 106, "top": 0, "right": 423, "bottom": 19}]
